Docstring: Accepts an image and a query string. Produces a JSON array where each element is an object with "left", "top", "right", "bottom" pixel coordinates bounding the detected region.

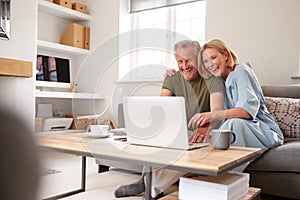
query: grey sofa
[
  {"left": 245, "top": 85, "right": 300, "bottom": 199},
  {"left": 96, "top": 85, "right": 300, "bottom": 198}
]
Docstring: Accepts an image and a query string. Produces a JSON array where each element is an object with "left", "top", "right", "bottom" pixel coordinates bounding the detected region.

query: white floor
[{"left": 37, "top": 150, "right": 144, "bottom": 200}]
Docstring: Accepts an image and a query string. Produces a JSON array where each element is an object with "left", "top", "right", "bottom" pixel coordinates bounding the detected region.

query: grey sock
[{"left": 114, "top": 178, "right": 145, "bottom": 198}]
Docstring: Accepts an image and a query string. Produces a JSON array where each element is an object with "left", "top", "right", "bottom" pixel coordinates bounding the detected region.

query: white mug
[
  {"left": 211, "top": 129, "right": 236, "bottom": 150},
  {"left": 90, "top": 125, "right": 109, "bottom": 135}
]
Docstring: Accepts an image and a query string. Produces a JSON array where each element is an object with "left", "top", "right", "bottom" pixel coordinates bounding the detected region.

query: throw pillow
[{"left": 265, "top": 96, "right": 300, "bottom": 139}]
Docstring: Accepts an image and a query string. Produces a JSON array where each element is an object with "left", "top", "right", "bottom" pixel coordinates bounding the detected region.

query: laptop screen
[{"left": 123, "top": 96, "right": 191, "bottom": 149}]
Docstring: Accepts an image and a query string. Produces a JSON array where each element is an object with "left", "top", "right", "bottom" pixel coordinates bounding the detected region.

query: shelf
[
  {"left": 35, "top": 90, "right": 104, "bottom": 100},
  {"left": 38, "top": 0, "right": 91, "bottom": 21},
  {"left": 291, "top": 75, "right": 300, "bottom": 79},
  {"left": 37, "top": 40, "right": 90, "bottom": 55},
  {"left": 0, "top": 57, "right": 32, "bottom": 78}
]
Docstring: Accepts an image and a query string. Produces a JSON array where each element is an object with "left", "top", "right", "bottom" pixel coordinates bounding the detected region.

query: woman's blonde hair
[{"left": 198, "top": 39, "right": 239, "bottom": 79}]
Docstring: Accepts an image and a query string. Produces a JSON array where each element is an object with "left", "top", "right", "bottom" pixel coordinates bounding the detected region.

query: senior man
[{"left": 114, "top": 40, "right": 224, "bottom": 199}]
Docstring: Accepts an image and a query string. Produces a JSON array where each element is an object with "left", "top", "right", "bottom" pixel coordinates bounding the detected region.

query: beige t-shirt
[{"left": 162, "top": 71, "right": 224, "bottom": 122}]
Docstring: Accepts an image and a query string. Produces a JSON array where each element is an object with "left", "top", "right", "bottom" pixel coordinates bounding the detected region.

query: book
[{"left": 179, "top": 172, "right": 249, "bottom": 200}]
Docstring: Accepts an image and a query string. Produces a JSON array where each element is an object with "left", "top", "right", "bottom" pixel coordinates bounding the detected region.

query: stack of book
[{"left": 179, "top": 172, "right": 249, "bottom": 200}]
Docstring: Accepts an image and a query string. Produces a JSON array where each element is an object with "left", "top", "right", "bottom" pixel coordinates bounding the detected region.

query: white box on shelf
[
  {"left": 43, "top": 117, "right": 73, "bottom": 131},
  {"left": 37, "top": 104, "right": 53, "bottom": 117}
]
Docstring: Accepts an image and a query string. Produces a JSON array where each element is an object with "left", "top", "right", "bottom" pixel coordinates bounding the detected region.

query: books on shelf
[{"left": 179, "top": 172, "right": 249, "bottom": 200}]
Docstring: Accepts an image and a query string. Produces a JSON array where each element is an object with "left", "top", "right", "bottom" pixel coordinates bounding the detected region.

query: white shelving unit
[
  {"left": 36, "top": 0, "right": 104, "bottom": 126},
  {"left": 36, "top": 0, "right": 95, "bottom": 98}
]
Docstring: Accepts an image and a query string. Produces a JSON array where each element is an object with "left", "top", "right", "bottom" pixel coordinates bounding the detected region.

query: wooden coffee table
[{"left": 37, "top": 133, "right": 262, "bottom": 200}]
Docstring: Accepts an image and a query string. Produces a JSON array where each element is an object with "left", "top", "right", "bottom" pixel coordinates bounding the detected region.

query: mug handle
[{"left": 231, "top": 132, "right": 236, "bottom": 144}]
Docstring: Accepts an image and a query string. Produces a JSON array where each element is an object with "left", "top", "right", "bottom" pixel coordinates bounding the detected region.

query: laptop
[{"left": 122, "top": 96, "right": 209, "bottom": 150}]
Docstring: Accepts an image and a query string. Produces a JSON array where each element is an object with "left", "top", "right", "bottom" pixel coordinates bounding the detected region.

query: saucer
[
  {"left": 84, "top": 132, "right": 113, "bottom": 138},
  {"left": 109, "top": 128, "right": 126, "bottom": 136}
]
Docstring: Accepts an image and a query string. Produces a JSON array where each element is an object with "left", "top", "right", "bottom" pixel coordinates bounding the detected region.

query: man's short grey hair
[{"left": 174, "top": 40, "right": 201, "bottom": 56}]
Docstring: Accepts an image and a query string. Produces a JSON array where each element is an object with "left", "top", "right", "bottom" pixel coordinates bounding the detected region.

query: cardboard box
[
  {"left": 72, "top": 2, "right": 88, "bottom": 14},
  {"left": 53, "top": 0, "right": 72, "bottom": 9},
  {"left": 65, "top": 114, "right": 94, "bottom": 130},
  {"left": 60, "top": 23, "right": 85, "bottom": 48},
  {"left": 45, "top": 0, "right": 53, "bottom": 3},
  {"left": 35, "top": 117, "right": 43, "bottom": 132}
]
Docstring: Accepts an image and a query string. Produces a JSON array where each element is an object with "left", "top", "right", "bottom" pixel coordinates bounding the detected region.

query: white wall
[
  {"left": 1, "top": 0, "right": 299, "bottom": 130},
  {"left": 0, "top": 0, "right": 36, "bottom": 130},
  {"left": 206, "top": 0, "right": 300, "bottom": 85},
  {"left": 73, "top": 0, "right": 120, "bottom": 120}
]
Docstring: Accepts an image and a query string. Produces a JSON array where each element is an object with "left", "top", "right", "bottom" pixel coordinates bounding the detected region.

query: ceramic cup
[
  {"left": 90, "top": 125, "right": 109, "bottom": 135},
  {"left": 211, "top": 129, "right": 236, "bottom": 150}
]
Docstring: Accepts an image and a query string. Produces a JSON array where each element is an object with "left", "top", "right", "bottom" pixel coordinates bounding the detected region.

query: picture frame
[{"left": 0, "top": 0, "right": 10, "bottom": 40}]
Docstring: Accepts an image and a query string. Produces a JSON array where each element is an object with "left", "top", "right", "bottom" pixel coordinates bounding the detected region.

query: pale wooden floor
[
  {"left": 37, "top": 150, "right": 143, "bottom": 200},
  {"left": 37, "top": 150, "right": 294, "bottom": 200}
]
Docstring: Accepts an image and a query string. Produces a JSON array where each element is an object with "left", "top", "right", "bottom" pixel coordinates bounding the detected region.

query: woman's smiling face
[{"left": 202, "top": 48, "right": 228, "bottom": 78}]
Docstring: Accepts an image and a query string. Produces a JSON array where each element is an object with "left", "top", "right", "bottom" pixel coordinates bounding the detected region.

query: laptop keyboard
[{"left": 188, "top": 142, "right": 210, "bottom": 150}]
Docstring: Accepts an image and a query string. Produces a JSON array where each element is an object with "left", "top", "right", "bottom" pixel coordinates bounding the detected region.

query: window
[{"left": 119, "top": 1, "right": 206, "bottom": 81}]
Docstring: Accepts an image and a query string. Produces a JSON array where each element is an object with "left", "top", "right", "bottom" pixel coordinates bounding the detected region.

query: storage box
[
  {"left": 35, "top": 117, "right": 43, "bottom": 132},
  {"left": 45, "top": 0, "right": 53, "bottom": 3},
  {"left": 65, "top": 114, "right": 95, "bottom": 130},
  {"left": 72, "top": 2, "right": 88, "bottom": 14},
  {"left": 60, "top": 23, "right": 85, "bottom": 48},
  {"left": 53, "top": 0, "right": 72, "bottom": 9}
]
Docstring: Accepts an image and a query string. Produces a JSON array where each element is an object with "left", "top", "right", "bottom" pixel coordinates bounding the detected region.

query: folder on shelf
[
  {"left": 84, "top": 26, "right": 90, "bottom": 50},
  {"left": 60, "top": 23, "right": 85, "bottom": 48},
  {"left": 60, "top": 23, "right": 90, "bottom": 49}
]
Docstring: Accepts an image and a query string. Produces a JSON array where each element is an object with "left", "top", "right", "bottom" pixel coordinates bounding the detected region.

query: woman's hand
[
  {"left": 189, "top": 124, "right": 209, "bottom": 143},
  {"left": 188, "top": 112, "right": 212, "bottom": 128},
  {"left": 164, "top": 69, "right": 176, "bottom": 77}
]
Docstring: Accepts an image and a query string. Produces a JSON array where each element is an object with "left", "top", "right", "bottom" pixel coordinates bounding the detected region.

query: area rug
[{"left": 40, "top": 168, "right": 61, "bottom": 176}]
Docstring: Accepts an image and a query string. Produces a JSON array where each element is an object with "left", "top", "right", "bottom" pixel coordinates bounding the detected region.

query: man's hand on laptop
[{"left": 189, "top": 124, "right": 209, "bottom": 143}]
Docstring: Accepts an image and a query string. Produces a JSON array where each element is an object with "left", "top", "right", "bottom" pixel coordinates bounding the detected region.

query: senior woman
[{"left": 189, "top": 39, "right": 284, "bottom": 151}]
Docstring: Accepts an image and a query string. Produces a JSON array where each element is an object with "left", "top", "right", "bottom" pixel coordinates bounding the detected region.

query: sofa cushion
[
  {"left": 265, "top": 96, "right": 300, "bottom": 139},
  {"left": 246, "top": 141, "right": 300, "bottom": 173}
]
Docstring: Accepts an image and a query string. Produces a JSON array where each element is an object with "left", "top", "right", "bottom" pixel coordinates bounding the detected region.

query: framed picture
[
  {"left": 36, "top": 55, "right": 70, "bottom": 83},
  {"left": 0, "top": 0, "right": 10, "bottom": 40}
]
